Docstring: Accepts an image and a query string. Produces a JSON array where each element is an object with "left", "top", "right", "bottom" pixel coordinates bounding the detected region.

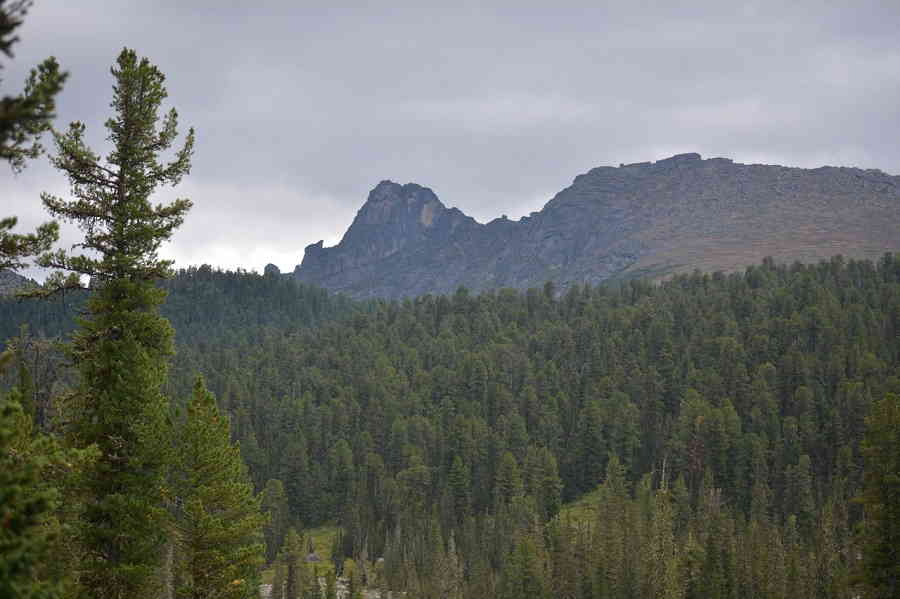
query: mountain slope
[
  {"left": 294, "top": 153, "right": 900, "bottom": 298},
  {"left": 0, "top": 270, "right": 33, "bottom": 296}
]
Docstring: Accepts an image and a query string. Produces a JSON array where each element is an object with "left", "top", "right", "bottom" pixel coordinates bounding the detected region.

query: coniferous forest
[
  {"left": 3, "top": 255, "right": 900, "bottom": 598},
  {"left": 2, "top": 3, "right": 900, "bottom": 598}
]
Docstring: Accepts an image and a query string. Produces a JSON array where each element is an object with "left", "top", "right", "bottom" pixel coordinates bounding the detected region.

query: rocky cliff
[{"left": 294, "top": 153, "right": 900, "bottom": 298}]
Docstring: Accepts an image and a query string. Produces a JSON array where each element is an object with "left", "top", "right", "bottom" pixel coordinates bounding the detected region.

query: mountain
[
  {"left": 293, "top": 153, "right": 900, "bottom": 298},
  {"left": 0, "top": 270, "right": 33, "bottom": 296}
]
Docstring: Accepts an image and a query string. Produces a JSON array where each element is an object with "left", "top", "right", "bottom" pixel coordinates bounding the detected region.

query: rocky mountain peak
[
  {"left": 294, "top": 155, "right": 900, "bottom": 299},
  {"left": 352, "top": 180, "right": 445, "bottom": 229},
  {"left": 294, "top": 180, "right": 478, "bottom": 285}
]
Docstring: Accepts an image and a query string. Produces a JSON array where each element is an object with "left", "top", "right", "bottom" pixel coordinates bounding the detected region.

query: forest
[
  {"left": 2, "top": 3, "right": 899, "bottom": 598},
  {"left": 3, "top": 255, "right": 900, "bottom": 598}
]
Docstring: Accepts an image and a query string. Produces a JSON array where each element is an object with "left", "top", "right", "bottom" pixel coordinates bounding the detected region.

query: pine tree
[
  {"left": 0, "top": 216, "right": 58, "bottom": 272},
  {"left": 0, "top": 398, "right": 58, "bottom": 599},
  {"left": 857, "top": 392, "right": 900, "bottom": 598},
  {"left": 448, "top": 454, "right": 471, "bottom": 520},
  {"left": 494, "top": 451, "right": 523, "bottom": 509},
  {"left": 641, "top": 488, "right": 684, "bottom": 599},
  {"left": 1, "top": 0, "right": 67, "bottom": 172},
  {"left": 261, "top": 478, "right": 292, "bottom": 564},
  {"left": 173, "top": 377, "right": 266, "bottom": 599},
  {"left": 36, "top": 47, "right": 194, "bottom": 598},
  {"left": 0, "top": 394, "right": 95, "bottom": 599},
  {"left": 281, "top": 528, "right": 304, "bottom": 599},
  {"left": 0, "top": 1, "right": 61, "bottom": 292}
]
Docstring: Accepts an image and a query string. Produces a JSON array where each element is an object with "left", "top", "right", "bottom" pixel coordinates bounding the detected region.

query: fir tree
[
  {"left": 173, "top": 377, "right": 266, "bottom": 599},
  {"left": 36, "top": 47, "right": 194, "bottom": 598}
]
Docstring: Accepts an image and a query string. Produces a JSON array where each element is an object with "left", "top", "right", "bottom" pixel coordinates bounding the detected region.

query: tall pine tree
[{"left": 37, "top": 47, "right": 194, "bottom": 598}]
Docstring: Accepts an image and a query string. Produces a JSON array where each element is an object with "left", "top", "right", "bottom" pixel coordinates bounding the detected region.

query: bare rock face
[
  {"left": 294, "top": 181, "right": 479, "bottom": 296},
  {"left": 294, "top": 154, "right": 900, "bottom": 299}
]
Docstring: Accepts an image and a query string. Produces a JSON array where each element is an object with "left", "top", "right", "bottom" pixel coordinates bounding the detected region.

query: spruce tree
[
  {"left": 173, "top": 377, "right": 266, "bottom": 599},
  {"left": 37, "top": 47, "right": 194, "bottom": 598}
]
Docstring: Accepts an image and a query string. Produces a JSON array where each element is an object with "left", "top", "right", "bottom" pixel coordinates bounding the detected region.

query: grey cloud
[{"left": 3, "top": 1, "right": 899, "bottom": 277}]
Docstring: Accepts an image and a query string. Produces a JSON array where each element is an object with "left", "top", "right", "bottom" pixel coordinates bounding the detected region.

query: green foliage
[
  {"left": 0, "top": 0, "right": 68, "bottom": 172},
  {"left": 0, "top": 266, "right": 357, "bottom": 357},
  {"left": 6, "top": 252, "right": 900, "bottom": 597},
  {"left": 38, "top": 47, "right": 193, "bottom": 288},
  {"left": 32, "top": 253, "right": 883, "bottom": 597},
  {"left": 324, "top": 569, "right": 337, "bottom": 599},
  {"left": 0, "top": 396, "right": 96, "bottom": 598},
  {"left": 69, "top": 279, "right": 176, "bottom": 596},
  {"left": 498, "top": 534, "right": 550, "bottom": 599},
  {"left": 857, "top": 393, "right": 900, "bottom": 598},
  {"left": 0, "top": 216, "right": 58, "bottom": 273},
  {"left": 0, "top": 398, "right": 58, "bottom": 599},
  {"left": 0, "top": 0, "right": 61, "bottom": 275},
  {"left": 173, "top": 377, "right": 266, "bottom": 599},
  {"left": 34, "top": 47, "right": 194, "bottom": 598},
  {"left": 278, "top": 527, "right": 304, "bottom": 599},
  {"left": 261, "top": 478, "right": 291, "bottom": 564}
]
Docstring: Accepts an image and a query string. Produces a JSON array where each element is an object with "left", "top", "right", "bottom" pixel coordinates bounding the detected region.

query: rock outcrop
[{"left": 294, "top": 154, "right": 900, "bottom": 298}]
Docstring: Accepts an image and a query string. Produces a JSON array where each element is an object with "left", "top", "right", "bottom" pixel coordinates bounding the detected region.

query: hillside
[
  {"left": 189, "top": 255, "right": 899, "bottom": 598},
  {"left": 294, "top": 153, "right": 900, "bottom": 298},
  {"left": 0, "top": 265, "right": 358, "bottom": 352},
  {"left": 5, "top": 254, "right": 899, "bottom": 598},
  {"left": 0, "top": 270, "right": 33, "bottom": 296}
]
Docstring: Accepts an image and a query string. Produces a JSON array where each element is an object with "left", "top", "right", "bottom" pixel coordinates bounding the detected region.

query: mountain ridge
[{"left": 294, "top": 153, "right": 900, "bottom": 298}]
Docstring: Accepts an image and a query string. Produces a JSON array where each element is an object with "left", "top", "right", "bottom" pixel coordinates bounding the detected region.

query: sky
[{"left": 4, "top": 1, "right": 900, "bottom": 278}]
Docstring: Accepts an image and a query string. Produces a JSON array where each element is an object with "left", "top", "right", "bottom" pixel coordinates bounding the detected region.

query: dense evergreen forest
[
  {"left": 4, "top": 254, "right": 899, "bottom": 598},
  {"left": 0, "top": 267, "right": 357, "bottom": 432},
  {"left": 0, "top": 264, "right": 356, "bottom": 347}
]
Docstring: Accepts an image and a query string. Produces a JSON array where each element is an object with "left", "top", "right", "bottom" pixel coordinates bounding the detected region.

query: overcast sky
[{"left": 4, "top": 1, "right": 900, "bottom": 278}]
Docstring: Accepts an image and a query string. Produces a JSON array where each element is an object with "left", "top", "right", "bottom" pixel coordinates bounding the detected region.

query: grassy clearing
[
  {"left": 305, "top": 523, "right": 338, "bottom": 564},
  {"left": 259, "top": 499, "right": 605, "bottom": 585},
  {"left": 559, "top": 486, "right": 603, "bottom": 522},
  {"left": 260, "top": 523, "right": 340, "bottom": 584}
]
